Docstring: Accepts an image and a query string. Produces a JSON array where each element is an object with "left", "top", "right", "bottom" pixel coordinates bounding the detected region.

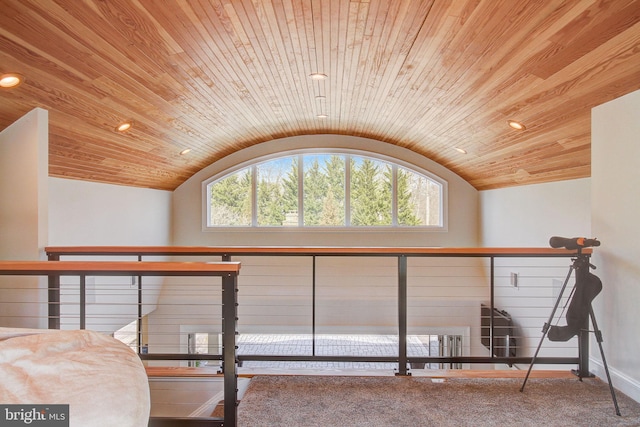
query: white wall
[
  {"left": 172, "top": 135, "right": 479, "bottom": 247},
  {"left": 479, "top": 179, "right": 592, "bottom": 369},
  {"left": 591, "top": 89, "right": 640, "bottom": 402},
  {"left": 0, "top": 108, "right": 49, "bottom": 260},
  {"left": 48, "top": 177, "right": 172, "bottom": 333},
  {"left": 480, "top": 178, "right": 591, "bottom": 247},
  {"left": 0, "top": 108, "right": 49, "bottom": 327},
  {"left": 49, "top": 177, "right": 172, "bottom": 246}
]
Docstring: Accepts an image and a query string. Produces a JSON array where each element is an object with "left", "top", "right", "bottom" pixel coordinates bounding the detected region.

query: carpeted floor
[{"left": 237, "top": 375, "right": 640, "bottom": 426}]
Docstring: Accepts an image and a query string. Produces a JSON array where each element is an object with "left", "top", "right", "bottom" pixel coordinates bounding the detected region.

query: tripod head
[
  {"left": 550, "top": 236, "right": 599, "bottom": 269},
  {"left": 549, "top": 236, "right": 600, "bottom": 250}
]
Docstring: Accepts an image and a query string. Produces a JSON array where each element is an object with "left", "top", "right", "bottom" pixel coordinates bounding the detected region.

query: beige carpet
[{"left": 237, "top": 375, "right": 640, "bottom": 426}]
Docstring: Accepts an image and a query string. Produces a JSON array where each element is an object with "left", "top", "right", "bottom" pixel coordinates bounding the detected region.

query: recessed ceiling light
[
  {"left": 316, "top": 114, "right": 328, "bottom": 119},
  {"left": 309, "top": 73, "right": 328, "bottom": 80},
  {"left": 0, "top": 73, "right": 24, "bottom": 88},
  {"left": 116, "top": 121, "right": 132, "bottom": 132},
  {"left": 507, "top": 120, "right": 526, "bottom": 130},
  {"left": 179, "top": 148, "right": 192, "bottom": 155},
  {"left": 454, "top": 147, "right": 467, "bottom": 154}
]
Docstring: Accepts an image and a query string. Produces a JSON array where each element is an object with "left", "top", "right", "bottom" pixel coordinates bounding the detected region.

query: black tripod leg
[
  {"left": 589, "top": 307, "right": 621, "bottom": 416},
  {"left": 519, "top": 321, "right": 548, "bottom": 392},
  {"left": 521, "top": 264, "right": 575, "bottom": 392}
]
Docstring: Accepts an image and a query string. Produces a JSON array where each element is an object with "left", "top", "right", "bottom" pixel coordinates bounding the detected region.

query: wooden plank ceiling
[{"left": 1, "top": 0, "right": 639, "bottom": 191}]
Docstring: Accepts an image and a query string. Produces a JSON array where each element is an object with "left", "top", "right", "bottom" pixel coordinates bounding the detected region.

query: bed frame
[{"left": 0, "top": 260, "right": 240, "bottom": 427}]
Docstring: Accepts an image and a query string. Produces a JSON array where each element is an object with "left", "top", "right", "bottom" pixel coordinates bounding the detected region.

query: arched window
[{"left": 204, "top": 150, "right": 445, "bottom": 228}]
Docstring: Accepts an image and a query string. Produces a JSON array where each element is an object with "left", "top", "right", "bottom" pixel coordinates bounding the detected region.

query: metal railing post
[
  {"left": 137, "top": 255, "right": 143, "bottom": 355},
  {"left": 397, "top": 255, "right": 408, "bottom": 376},
  {"left": 79, "top": 275, "right": 86, "bottom": 330},
  {"left": 490, "top": 257, "right": 495, "bottom": 358},
  {"left": 312, "top": 255, "right": 316, "bottom": 356},
  {"left": 47, "top": 253, "right": 60, "bottom": 329},
  {"left": 222, "top": 271, "right": 239, "bottom": 426}
]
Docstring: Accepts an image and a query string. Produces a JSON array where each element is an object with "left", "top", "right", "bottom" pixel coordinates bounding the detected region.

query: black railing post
[
  {"left": 47, "top": 253, "right": 60, "bottom": 329},
  {"left": 137, "top": 255, "right": 143, "bottom": 355},
  {"left": 490, "top": 256, "right": 495, "bottom": 358},
  {"left": 79, "top": 275, "right": 86, "bottom": 330},
  {"left": 397, "top": 255, "right": 408, "bottom": 376},
  {"left": 312, "top": 255, "right": 316, "bottom": 356},
  {"left": 222, "top": 271, "right": 238, "bottom": 426}
]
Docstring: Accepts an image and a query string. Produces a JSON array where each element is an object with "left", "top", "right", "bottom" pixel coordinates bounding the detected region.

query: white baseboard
[{"left": 590, "top": 357, "right": 640, "bottom": 403}]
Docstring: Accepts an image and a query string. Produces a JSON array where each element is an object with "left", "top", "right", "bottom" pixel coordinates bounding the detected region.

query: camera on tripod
[
  {"left": 549, "top": 236, "right": 600, "bottom": 250},
  {"left": 520, "top": 236, "right": 620, "bottom": 416}
]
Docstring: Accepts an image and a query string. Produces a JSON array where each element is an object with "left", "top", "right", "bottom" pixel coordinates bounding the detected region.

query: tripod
[{"left": 519, "top": 238, "right": 621, "bottom": 416}]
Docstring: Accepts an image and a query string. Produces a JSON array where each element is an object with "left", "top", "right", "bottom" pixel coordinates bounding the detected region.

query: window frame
[{"left": 202, "top": 148, "right": 448, "bottom": 231}]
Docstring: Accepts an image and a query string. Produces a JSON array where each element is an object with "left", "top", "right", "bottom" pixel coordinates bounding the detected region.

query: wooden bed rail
[
  {"left": 0, "top": 260, "right": 240, "bottom": 276},
  {"left": 0, "top": 259, "right": 240, "bottom": 333}
]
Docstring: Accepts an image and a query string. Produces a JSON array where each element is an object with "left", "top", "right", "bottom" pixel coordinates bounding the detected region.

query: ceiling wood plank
[{"left": 1, "top": 0, "right": 639, "bottom": 190}]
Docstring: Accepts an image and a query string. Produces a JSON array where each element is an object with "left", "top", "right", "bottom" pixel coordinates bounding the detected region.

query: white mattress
[{"left": 0, "top": 327, "right": 150, "bottom": 427}]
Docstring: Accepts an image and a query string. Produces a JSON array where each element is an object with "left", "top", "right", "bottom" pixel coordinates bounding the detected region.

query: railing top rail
[
  {"left": 0, "top": 260, "right": 241, "bottom": 276},
  {"left": 44, "top": 246, "right": 589, "bottom": 257}
]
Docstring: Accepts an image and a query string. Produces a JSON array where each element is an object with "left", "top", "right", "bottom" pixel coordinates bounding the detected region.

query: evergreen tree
[
  {"left": 238, "top": 169, "right": 252, "bottom": 223},
  {"left": 282, "top": 157, "right": 299, "bottom": 216},
  {"left": 380, "top": 164, "right": 392, "bottom": 224},
  {"left": 209, "top": 169, "right": 251, "bottom": 225},
  {"left": 324, "top": 155, "right": 345, "bottom": 225},
  {"left": 351, "top": 158, "right": 391, "bottom": 225},
  {"left": 209, "top": 154, "right": 440, "bottom": 228},
  {"left": 303, "top": 158, "right": 328, "bottom": 225},
  {"left": 257, "top": 180, "right": 284, "bottom": 225},
  {"left": 325, "top": 155, "right": 345, "bottom": 199},
  {"left": 397, "top": 168, "right": 422, "bottom": 225},
  {"left": 320, "top": 187, "right": 340, "bottom": 225}
]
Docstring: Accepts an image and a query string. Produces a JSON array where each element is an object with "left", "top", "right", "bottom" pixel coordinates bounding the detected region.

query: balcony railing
[
  {"left": 0, "top": 246, "right": 592, "bottom": 426},
  {"left": 50, "top": 247, "right": 593, "bottom": 374}
]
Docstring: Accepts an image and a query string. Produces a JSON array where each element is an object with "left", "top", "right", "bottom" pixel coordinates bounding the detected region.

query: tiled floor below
[{"left": 236, "top": 333, "right": 443, "bottom": 370}]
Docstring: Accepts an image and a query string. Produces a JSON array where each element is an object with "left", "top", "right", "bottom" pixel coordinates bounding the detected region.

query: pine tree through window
[{"left": 206, "top": 151, "right": 444, "bottom": 228}]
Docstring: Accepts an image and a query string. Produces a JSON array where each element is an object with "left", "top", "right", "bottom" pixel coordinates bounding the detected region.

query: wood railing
[{"left": 45, "top": 245, "right": 586, "bottom": 257}]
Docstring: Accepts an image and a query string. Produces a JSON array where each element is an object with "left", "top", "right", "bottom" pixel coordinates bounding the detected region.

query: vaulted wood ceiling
[{"left": 1, "top": 0, "right": 639, "bottom": 191}]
